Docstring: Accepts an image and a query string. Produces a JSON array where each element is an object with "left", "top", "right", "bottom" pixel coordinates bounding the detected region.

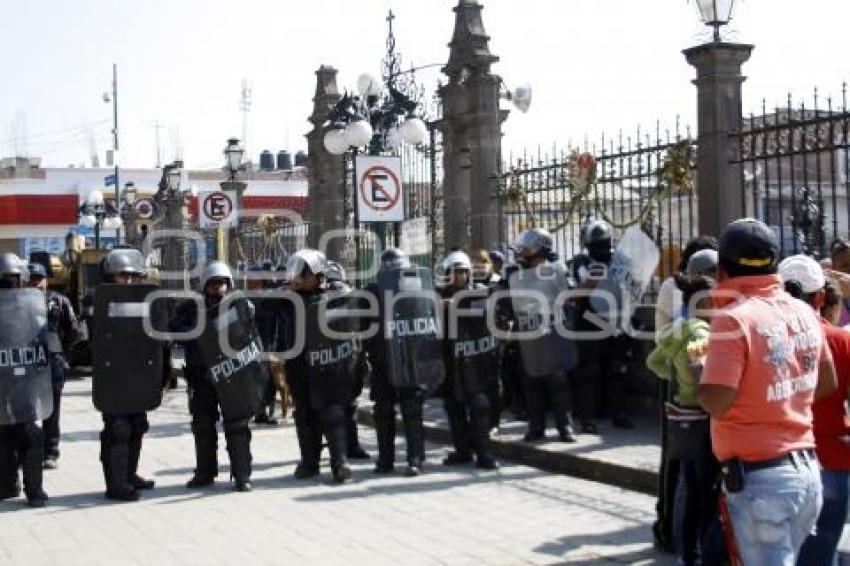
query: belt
[{"left": 740, "top": 449, "right": 816, "bottom": 472}]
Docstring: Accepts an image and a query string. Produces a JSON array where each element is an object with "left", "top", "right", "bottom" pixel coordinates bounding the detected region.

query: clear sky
[{"left": 2, "top": 0, "right": 848, "bottom": 170}]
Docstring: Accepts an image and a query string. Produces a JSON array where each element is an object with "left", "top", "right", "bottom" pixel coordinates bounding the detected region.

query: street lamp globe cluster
[
  {"left": 322, "top": 72, "right": 428, "bottom": 156},
  {"left": 79, "top": 189, "right": 122, "bottom": 231}
]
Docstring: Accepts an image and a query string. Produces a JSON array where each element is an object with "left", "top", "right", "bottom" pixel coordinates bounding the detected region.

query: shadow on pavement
[{"left": 534, "top": 524, "right": 673, "bottom": 565}]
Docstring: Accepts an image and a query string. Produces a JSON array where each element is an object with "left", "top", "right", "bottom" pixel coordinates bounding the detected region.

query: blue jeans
[
  {"left": 797, "top": 468, "right": 848, "bottom": 566},
  {"left": 724, "top": 453, "right": 822, "bottom": 566}
]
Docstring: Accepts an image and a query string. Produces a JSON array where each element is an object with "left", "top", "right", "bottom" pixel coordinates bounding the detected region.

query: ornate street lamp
[
  {"left": 224, "top": 137, "right": 245, "bottom": 181},
  {"left": 78, "top": 188, "right": 121, "bottom": 249},
  {"left": 694, "top": 0, "right": 737, "bottom": 42}
]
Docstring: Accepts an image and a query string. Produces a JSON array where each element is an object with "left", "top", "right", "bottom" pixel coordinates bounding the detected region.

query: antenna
[
  {"left": 151, "top": 120, "right": 163, "bottom": 167},
  {"left": 240, "top": 79, "right": 252, "bottom": 155},
  {"left": 12, "top": 111, "right": 28, "bottom": 158}
]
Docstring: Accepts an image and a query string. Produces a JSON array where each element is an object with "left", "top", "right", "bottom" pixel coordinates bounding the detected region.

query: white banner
[
  {"left": 355, "top": 156, "right": 404, "bottom": 223},
  {"left": 198, "top": 190, "right": 238, "bottom": 228}
]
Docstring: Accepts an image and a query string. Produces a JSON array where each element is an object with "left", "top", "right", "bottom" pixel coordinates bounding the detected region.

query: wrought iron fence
[
  {"left": 499, "top": 121, "right": 698, "bottom": 300},
  {"left": 733, "top": 85, "right": 850, "bottom": 259}
]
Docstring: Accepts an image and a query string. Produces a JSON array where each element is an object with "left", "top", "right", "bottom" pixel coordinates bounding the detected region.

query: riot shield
[
  {"left": 377, "top": 267, "right": 445, "bottom": 390},
  {"left": 450, "top": 290, "right": 499, "bottom": 399},
  {"left": 197, "top": 295, "right": 268, "bottom": 420},
  {"left": 92, "top": 284, "right": 166, "bottom": 414},
  {"left": 0, "top": 289, "right": 53, "bottom": 425},
  {"left": 589, "top": 226, "right": 660, "bottom": 331},
  {"left": 303, "top": 291, "right": 357, "bottom": 409},
  {"left": 508, "top": 263, "right": 577, "bottom": 378}
]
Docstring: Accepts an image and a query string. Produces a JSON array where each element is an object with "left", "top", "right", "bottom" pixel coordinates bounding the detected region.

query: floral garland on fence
[{"left": 502, "top": 140, "right": 695, "bottom": 233}]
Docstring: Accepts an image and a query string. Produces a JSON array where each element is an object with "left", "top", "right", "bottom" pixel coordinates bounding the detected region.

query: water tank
[
  {"left": 277, "top": 150, "right": 292, "bottom": 171},
  {"left": 294, "top": 150, "right": 307, "bottom": 168},
  {"left": 259, "top": 150, "right": 274, "bottom": 171}
]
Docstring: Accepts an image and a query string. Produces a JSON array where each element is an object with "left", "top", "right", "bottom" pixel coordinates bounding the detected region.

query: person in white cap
[{"left": 780, "top": 254, "right": 850, "bottom": 565}]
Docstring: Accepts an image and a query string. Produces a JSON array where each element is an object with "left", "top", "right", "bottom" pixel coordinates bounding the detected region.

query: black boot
[
  {"left": 346, "top": 403, "right": 370, "bottom": 460},
  {"left": 128, "top": 428, "right": 154, "bottom": 490},
  {"left": 187, "top": 418, "right": 218, "bottom": 488},
  {"left": 102, "top": 418, "right": 138, "bottom": 502},
  {"left": 401, "top": 399, "right": 425, "bottom": 476},
  {"left": 0, "top": 426, "right": 21, "bottom": 500},
  {"left": 322, "top": 405, "right": 350, "bottom": 484},
  {"left": 293, "top": 417, "right": 321, "bottom": 479},
  {"left": 21, "top": 423, "right": 46, "bottom": 505},
  {"left": 444, "top": 398, "right": 472, "bottom": 465},
  {"left": 373, "top": 414, "right": 396, "bottom": 474},
  {"left": 224, "top": 419, "right": 252, "bottom": 488},
  {"left": 469, "top": 394, "right": 496, "bottom": 469}
]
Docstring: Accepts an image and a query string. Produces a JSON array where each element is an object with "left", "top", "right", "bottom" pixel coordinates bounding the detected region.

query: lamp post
[
  {"left": 694, "top": 0, "right": 736, "bottom": 42},
  {"left": 322, "top": 12, "right": 430, "bottom": 255},
  {"left": 78, "top": 189, "right": 121, "bottom": 249},
  {"left": 220, "top": 137, "right": 246, "bottom": 262},
  {"left": 684, "top": 0, "right": 751, "bottom": 236},
  {"left": 103, "top": 64, "right": 122, "bottom": 242},
  {"left": 154, "top": 161, "right": 192, "bottom": 288}
]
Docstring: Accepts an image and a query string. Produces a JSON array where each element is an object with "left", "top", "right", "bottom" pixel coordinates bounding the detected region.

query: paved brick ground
[{"left": 0, "top": 378, "right": 671, "bottom": 566}]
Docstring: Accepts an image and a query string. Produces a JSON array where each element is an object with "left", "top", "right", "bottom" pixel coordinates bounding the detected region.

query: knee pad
[{"left": 105, "top": 417, "right": 132, "bottom": 443}]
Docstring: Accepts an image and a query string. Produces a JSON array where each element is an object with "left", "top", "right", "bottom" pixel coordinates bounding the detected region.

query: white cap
[{"left": 778, "top": 254, "right": 825, "bottom": 294}]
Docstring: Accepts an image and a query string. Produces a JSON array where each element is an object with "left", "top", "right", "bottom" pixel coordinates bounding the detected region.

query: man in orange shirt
[{"left": 699, "top": 219, "right": 837, "bottom": 565}]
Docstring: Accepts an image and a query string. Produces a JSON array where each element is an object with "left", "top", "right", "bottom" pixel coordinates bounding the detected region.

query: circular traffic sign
[
  {"left": 359, "top": 165, "right": 401, "bottom": 213},
  {"left": 202, "top": 191, "right": 234, "bottom": 221},
  {"left": 134, "top": 198, "right": 155, "bottom": 220}
]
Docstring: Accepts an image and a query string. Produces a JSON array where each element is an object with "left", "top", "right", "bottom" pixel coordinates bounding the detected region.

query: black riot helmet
[
  {"left": 379, "top": 247, "right": 410, "bottom": 271},
  {"left": 581, "top": 219, "right": 613, "bottom": 263}
]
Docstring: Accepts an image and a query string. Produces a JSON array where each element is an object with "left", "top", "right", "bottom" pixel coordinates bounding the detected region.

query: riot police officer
[
  {"left": 365, "top": 248, "right": 443, "bottom": 477},
  {"left": 175, "top": 261, "right": 259, "bottom": 492},
  {"left": 325, "top": 260, "right": 370, "bottom": 461},
  {"left": 0, "top": 253, "right": 51, "bottom": 507},
  {"left": 571, "top": 219, "right": 634, "bottom": 432},
  {"left": 27, "top": 263, "right": 79, "bottom": 470},
  {"left": 281, "top": 250, "right": 358, "bottom": 483},
  {"left": 246, "top": 263, "right": 279, "bottom": 426},
  {"left": 509, "top": 228, "right": 577, "bottom": 442},
  {"left": 438, "top": 251, "right": 498, "bottom": 470},
  {"left": 95, "top": 248, "right": 161, "bottom": 501}
]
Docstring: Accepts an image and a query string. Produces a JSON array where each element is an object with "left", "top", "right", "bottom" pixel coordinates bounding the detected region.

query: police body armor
[
  {"left": 302, "top": 290, "right": 357, "bottom": 410},
  {"left": 92, "top": 284, "right": 166, "bottom": 414},
  {"left": 376, "top": 266, "right": 445, "bottom": 390},
  {"left": 508, "top": 262, "right": 577, "bottom": 378},
  {"left": 197, "top": 294, "right": 268, "bottom": 420},
  {"left": 0, "top": 289, "right": 53, "bottom": 424},
  {"left": 449, "top": 288, "right": 499, "bottom": 400}
]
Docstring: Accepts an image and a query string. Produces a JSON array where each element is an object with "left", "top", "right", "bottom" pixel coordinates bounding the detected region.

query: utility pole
[{"left": 107, "top": 63, "right": 121, "bottom": 243}]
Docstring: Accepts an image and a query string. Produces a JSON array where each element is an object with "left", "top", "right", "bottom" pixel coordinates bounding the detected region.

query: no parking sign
[
  {"left": 355, "top": 156, "right": 404, "bottom": 222},
  {"left": 199, "top": 190, "right": 238, "bottom": 228}
]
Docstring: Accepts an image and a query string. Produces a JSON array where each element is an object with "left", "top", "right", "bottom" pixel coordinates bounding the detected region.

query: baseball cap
[
  {"left": 778, "top": 254, "right": 825, "bottom": 294},
  {"left": 718, "top": 218, "right": 779, "bottom": 270},
  {"left": 686, "top": 249, "right": 718, "bottom": 276}
]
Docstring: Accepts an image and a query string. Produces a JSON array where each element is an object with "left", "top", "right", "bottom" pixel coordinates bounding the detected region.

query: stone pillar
[
  {"left": 305, "top": 66, "right": 345, "bottom": 259},
  {"left": 439, "top": 0, "right": 505, "bottom": 253},
  {"left": 684, "top": 42, "right": 754, "bottom": 236}
]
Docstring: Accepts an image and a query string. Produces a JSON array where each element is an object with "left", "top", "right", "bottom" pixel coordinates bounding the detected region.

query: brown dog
[{"left": 268, "top": 359, "right": 291, "bottom": 422}]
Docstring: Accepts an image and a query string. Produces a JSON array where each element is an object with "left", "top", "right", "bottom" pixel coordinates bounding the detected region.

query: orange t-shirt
[{"left": 701, "top": 274, "right": 831, "bottom": 462}]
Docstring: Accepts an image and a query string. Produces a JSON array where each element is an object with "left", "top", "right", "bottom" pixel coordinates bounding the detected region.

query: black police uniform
[
  {"left": 439, "top": 284, "right": 497, "bottom": 469},
  {"left": 571, "top": 251, "right": 634, "bottom": 430},
  {"left": 172, "top": 299, "right": 253, "bottom": 487},
  {"left": 42, "top": 289, "right": 79, "bottom": 464},
  {"left": 280, "top": 287, "right": 356, "bottom": 481},
  {"left": 363, "top": 281, "right": 426, "bottom": 474}
]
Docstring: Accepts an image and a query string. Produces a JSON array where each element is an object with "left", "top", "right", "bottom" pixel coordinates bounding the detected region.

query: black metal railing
[
  {"left": 499, "top": 120, "right": 698, "bottom": 300},
  {"left": 733, "top": 85, "right": 850, "bottom": 259}
]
